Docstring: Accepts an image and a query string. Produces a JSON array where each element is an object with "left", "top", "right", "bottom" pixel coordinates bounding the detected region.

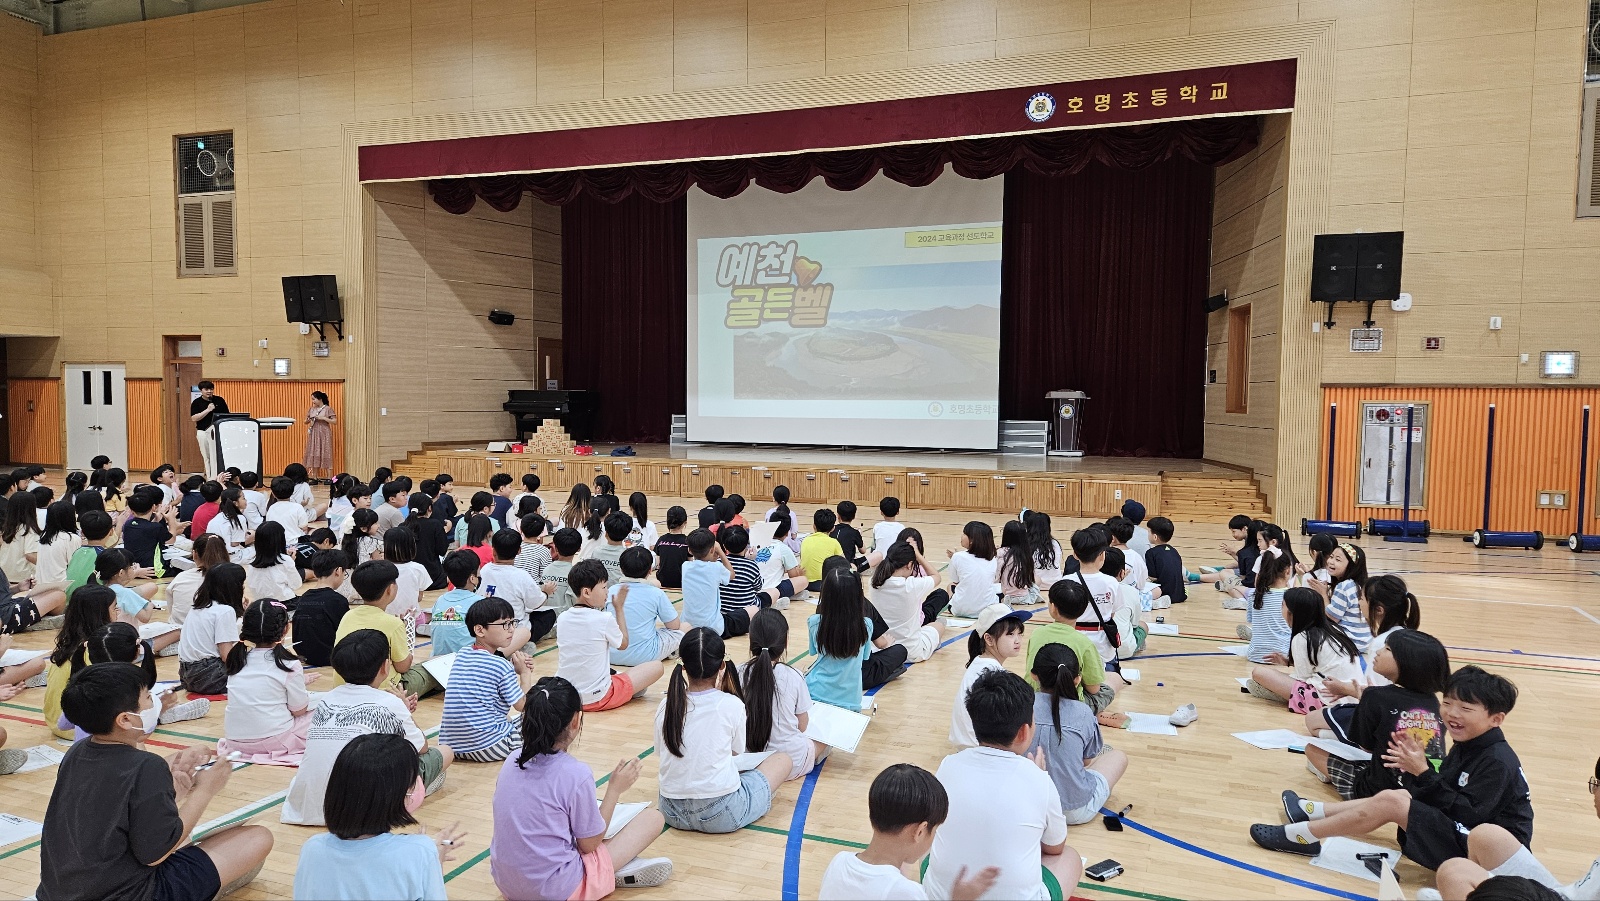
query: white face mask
[{"left": 137, "top": 699, "right": 160, "bottom": 735}]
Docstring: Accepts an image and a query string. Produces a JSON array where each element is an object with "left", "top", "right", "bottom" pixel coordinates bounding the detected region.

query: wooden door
[{"left": 169, "top": 362, "right": 204, "bottom": 476}]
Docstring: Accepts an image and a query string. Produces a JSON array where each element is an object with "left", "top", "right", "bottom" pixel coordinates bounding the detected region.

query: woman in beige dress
[{"left": 304, "top": 390, "right": 336, "bottom": 481}]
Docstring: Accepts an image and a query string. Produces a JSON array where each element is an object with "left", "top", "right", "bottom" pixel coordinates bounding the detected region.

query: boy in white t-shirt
[
  {"left": 870, "top": 496, "right": 905, "bottom": 566},
  {"left": 924, "top": 668, "right": 1079, "bottom": 901},
  {"left": 479, "top": 528, "right": 547, "bottom": 646},
  {"left": 555, "top": 560, "right": 664, "bottom": 713},
  {"left": 239, "top": 472, "right": 269, "bottom": 529},
  {"left": 819, "top": 764, "right": 998, "bottom": 901},
  {"left": 265, "top": 477, "right": 312, "bottom": 541},
  {"left": 1068, "top": 528, "right": 1131, "bottom": 681}
]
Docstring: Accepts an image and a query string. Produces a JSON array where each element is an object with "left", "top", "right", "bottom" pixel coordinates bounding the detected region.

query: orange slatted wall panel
[
  {"left": 6, "top": 378, "right": 61, "bottom": 466},
  {"left": 126, "top": 379, "right": 163, "bottom": 471},
  {"left": 210, "top": 381, "right": 345, "bottom": 475},
  {"left": 1320, "top": 387, "right": 1600, "bottom": 535}
]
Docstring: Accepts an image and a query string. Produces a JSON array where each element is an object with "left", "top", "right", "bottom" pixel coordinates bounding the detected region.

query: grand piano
[{"left": 503, "top": 389, "right": 598, "bottom": 442}]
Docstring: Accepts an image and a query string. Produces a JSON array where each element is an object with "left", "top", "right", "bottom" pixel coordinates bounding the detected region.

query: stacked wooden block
[{"left": 524, "top": 419, "right": 575, "bottom": 456}]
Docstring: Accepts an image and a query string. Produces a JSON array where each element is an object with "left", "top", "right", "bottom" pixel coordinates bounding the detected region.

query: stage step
[{"left": 1157, "top": 470, "right": 1270, "bottom": 524}]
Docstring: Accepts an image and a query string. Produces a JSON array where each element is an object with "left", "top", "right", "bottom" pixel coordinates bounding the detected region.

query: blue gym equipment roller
[
  {"left": 1469, "top": 403, "right": 1544, "bottom": 550},
  {"left": 1369, "top": 404, "right": 1429, "bottom": 542},
  {"left": 1302, "top": 402, "right": 1362, "bottom": 538},
  {"left": 1568, "top": 405, "right": 1600, "bottom": 552}
]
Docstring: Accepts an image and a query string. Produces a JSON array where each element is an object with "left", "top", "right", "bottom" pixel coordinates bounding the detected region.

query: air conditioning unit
[{"left": 1581, "top": 84, "right": 1600, "bottom": 219}]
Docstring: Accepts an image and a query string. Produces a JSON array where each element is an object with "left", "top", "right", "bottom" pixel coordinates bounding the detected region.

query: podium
[{"left": 1047, "top": 390, "right": 1088, "bottom": 457}]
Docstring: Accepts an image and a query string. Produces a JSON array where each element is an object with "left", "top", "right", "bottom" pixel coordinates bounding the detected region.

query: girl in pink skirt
[{"left": 217, "top": 599, "right": 313, "bottom": 765}]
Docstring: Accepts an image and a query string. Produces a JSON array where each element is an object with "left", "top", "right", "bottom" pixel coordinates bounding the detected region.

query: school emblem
[
  {"left": 1025, "top": 92, "right": 1056, "bottom": 123},
  {"left": 1060, "top": 404, "right": 1074, "bottom": 419}
]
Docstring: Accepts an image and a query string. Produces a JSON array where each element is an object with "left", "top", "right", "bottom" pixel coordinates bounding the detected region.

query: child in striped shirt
[
  {"left": 1323, "top": 541, "right": 1373, "bottom": 654},
  {"left": 439, "top": 596, "right": 535, "bottom": 762},
  {"left": 716, "top": 526, "right": 763, "bottom": 640},
  {"left": 513, "top": 513, "right": 552, "bottom": 581}
]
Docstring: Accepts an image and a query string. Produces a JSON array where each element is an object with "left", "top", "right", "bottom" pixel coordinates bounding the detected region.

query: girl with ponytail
[
  {"left": 491, "top": 676, "right": 674, "bottom": 898},
  {"left": 217, "top": 598, "right": 311, "bottom": 765},
  {"left": 1028, "top": 643, "right": 1129, "bottom": 824},
  {"left": 656, "top": 627, "right": 792, "bottom": 834},
  {"left": 1322, "top": 573, "right": 1425, "bottom": 703},
  {"left": 739, "top": 609, "right": 823, "bottom": 782}
]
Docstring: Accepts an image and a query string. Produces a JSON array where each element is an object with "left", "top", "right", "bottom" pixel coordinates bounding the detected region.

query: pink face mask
[{"left": 404, "top": 776, "right": 425, "bottom": 814}]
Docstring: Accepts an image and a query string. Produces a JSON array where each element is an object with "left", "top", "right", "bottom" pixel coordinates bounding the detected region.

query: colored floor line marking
[
  {"left": 780, "top": 759, "right": 827, "bottom": 901},
  {"left": 1103, "top": 808, "right": 1371, "bottom": 901},
  {"left": 1573, "top": 606, "right": 1600, "bottom": 627},
  {"left": 1152, "top": 632, "right": 1600, "bottom": 672},
  {"left": 0, "top": 710, "right": 188, "bottom": 750}
]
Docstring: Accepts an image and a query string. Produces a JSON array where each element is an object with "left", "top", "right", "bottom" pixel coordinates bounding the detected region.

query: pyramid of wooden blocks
[{"left": 528, "top": 419, "right": 574, "bottom": 455}]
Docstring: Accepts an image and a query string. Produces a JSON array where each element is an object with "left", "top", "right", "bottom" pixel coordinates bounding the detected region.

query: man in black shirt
[{"left": 189, "top": 380, "right": 229, "bottom": 479}]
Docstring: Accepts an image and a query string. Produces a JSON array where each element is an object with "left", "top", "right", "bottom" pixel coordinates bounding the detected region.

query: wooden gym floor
[{"left": 0, "top": 497, "right": 1596, "bottom": 901}]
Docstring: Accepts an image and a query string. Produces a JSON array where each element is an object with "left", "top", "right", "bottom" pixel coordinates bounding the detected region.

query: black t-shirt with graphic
[{"left": 1344, "top": 684, "right": 1444, "bottom": 798}]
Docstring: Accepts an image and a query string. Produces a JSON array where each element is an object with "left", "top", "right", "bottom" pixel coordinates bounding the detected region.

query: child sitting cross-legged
[
  {"left": 1252, "top": 666, "right": 1534, "bottom": 871},
  {"left": 656, "top": 627, "right": 793, "bottom": 834},
  {"left": 217, "top": 599, "right": 311, "bottom": 766},
  {"left": 293, "top": 733, "right": 465, "bottom": 901},
  {"left": 490, "top": 676, "right": 674, "bottom": 899},
  {"left": 1028, "top": 643, "right": 1129, "bottom": 825},
  {"left": 283, "top": 629, "right": 453, "bottom": 826},
  {"left": 39, "top": 662, "right": 274, "bottom": 901},
  {"left": 428, "top": 549, "right": 485, "bottom": 658},
  {"left": 175, "top": 562, "right": 246, "bottom": 696},
  {"left": 1244, "top": 587, "right": 1363, "bottom": 712},
  {"left": 925, "top": 668, "right": 1081, "bottom": 900},
  {"left": 679, "top": 528, "right": 734, "bottom": 635},
  {"left": 818, "top": 764, "right": 999, "bottom": 901},
  {"left": 608, "top": 546, "right": 684, "bottom": 667},
  {"left": 1024, "top": 580, "right": 1115, "bottom": 717},
  {"left": 440, "top": 597, "right": 536, "bottom": 763},
  {"left": 330, "top": 560, "right": 441, "bottom": 700},
  {"left": 557, "top": 560, "right": 665, "bottom": 712},
  {"left": 293, "top": 549, "right": 351, "bottom": 668}
]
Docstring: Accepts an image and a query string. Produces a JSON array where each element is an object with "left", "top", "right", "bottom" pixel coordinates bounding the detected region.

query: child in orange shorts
[{"left": 555, "top": 560, "right": 665, "bottom": 712}]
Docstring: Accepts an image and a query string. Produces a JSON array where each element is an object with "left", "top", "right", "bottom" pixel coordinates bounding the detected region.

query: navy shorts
[{"left": 152, "top": 845, "right": 221, "bottom": 901}]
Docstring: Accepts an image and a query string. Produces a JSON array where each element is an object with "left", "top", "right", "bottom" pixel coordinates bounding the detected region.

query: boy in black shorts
[
  {"left": 0, "top": 564, "right": 66, "bottom": 636},
  {"left": 38, "top": 662, "right": 273, "bottom": 900},
  {"left": 1251, "top": 666, "right": 1533, "bottom": 871}
]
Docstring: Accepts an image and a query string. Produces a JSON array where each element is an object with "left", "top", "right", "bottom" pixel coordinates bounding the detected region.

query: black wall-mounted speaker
[
  {"left": 488, "top": 309, "right": 516, "bottom": 326},
  {"left": 1310, "top": 234, "right": 1360, "bottom": 303},
  {"left": 1354, "top": 232, "right": 1404, "bottom": 301},
  {"left": 1204, "top": 292, "right": 1229, "bottom": 313},
  {"left": 282, "top": 276, "right": 304, "bottom": 322},
  {"left": 300, "top": 275, "right": 341, "bottom": 322}
]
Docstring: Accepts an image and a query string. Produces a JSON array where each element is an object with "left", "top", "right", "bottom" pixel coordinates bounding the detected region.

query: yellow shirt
[
  {"left": 329, "top": 604, "right": 411, "bottom": 691},
  {"left": 42, "top": 660, "right": 73, "bottom": 740},
  {"left": 799, "top": 533, "right": 844, "bottom": 583}
]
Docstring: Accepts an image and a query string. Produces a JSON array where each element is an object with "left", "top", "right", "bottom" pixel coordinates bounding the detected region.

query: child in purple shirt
[{"left": 490, "top": 676, "right": 671, "bottom": 900}]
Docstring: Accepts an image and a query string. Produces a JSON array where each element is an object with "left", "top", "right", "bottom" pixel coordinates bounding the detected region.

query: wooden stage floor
[{"left": 1, "top": 494, "right": 1595, "bottom": 900}]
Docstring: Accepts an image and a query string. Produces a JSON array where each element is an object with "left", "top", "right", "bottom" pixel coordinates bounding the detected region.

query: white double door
[{"left": 64, "top": 364, "right": 128, "bottom": 470}]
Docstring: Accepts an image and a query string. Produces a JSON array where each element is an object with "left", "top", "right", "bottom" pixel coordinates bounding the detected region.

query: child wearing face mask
[
  {"left": 39, "top": 662, "right": 275, "bottom": 901},
  {"left": 293, "top": 733, "right": 465, "bottom": 901}
]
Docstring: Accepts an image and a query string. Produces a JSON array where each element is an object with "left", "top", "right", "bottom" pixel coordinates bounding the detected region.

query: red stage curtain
[
  {"left": 428, "top": 118, "right": 1257, "bottom": 212},
  {"left": 560, "top": 193, "right": 688, "bottom": 444},
  {"left": 1001, "top": 159, "right": 1213, "bottom": 457}
]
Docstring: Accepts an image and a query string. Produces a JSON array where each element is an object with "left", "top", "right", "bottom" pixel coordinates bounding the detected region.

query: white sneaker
[
  {"left": 1306, "top": 758, "right": 1331, "bottom": 783},
  {"left": 160, "top": 697, "right": 211, "bottom": 724},
  {"left": 1236, "top": 623, "right": 1253, "bottom": 640},
  {"left": 770, "top": 595, "right": 790, "bottom": 611},
  {"left": 1169, "top": 703, "right": 1198, "bottom": 727},
  {"left": 23, "top": 672, "right": 48, "bottom": 689},
  {"left": 1222, "top": 596, "right": 1247, "bottom": 610},
  {"left": 615, "top": 857, "right": 673, "bottom": 888}
]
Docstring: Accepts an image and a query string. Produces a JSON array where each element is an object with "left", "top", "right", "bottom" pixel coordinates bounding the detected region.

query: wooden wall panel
[
  {"left": 6, "top": 378, "right": 60, "bottom": 465},
  {"left": 208, "top": 380, "right": 345, "bottom": 476},
  {"left": 1320, "top": 386, "right": 1600, "bottom": 535},
  {"left": 125, "top": 378, "right": 162, "bottom": 471}
]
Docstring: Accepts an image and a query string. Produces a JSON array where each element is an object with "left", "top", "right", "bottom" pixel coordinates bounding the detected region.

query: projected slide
[{"left": 687, "top": 172, "right": 1003, "bottom": 449}]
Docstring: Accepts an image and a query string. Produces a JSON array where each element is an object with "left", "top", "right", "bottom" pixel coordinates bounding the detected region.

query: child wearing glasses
[{"left": 439, "top": 596, "right": 537, "bottom": 762}]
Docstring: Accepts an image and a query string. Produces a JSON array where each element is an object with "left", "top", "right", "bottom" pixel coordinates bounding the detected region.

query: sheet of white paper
[
  {"left": 860, "top": 697, "right": 877, "bottom": 713},
  {"left": 1219, "top": 645, "right": 1250, "bottom": 656},
  {"left": 1310, "top": 837, "right": 1400, "bottom": 883},
  {"left": 1379, "top": 862, "right": 1407, "bottom": 901},
  {"left": 138, "top": 622, "right": 180, "bottom": 640},
  {"left": 1308, "top": 736, "right": 1371, "bottom": 762},
  {"left": 731, "top": 751, "right": 776, "bottom": 772},
  {"left": 1123, "top": 713, "right": 1178, "bottom": 736},
  {"left": 13, "top": 746, "right": 64, "bottom": 774},
  {"left": 0, "top": 812, "right": 43, "bottom": 847},
  {"left": 418, "top": 652, "right": 455, "bottom": 686},
  {"left": 1232, "top": 729, "right": 1307, "bottom": 751},
  {"left": 1120, "top": 667, "right": 1140, "bottom": 682},
  {"left": 747, "top": 521, "right": 778, "bottom": 546},
  {"left": 603, "top": 801, "right": 648, "bottom": 840},
  {"left": 154, "top": 680, "right": 181, "bottom": 694},
  {"left": 804, "top": 702, "right": 874, "bottom": 752},
  {"left": 1146, "top": 623, "right": 1179, "bottom": 636},
  {"left": 942, "top": 617, "right": 976, "bottom": 630},
  {"left": 0, "top": 649, "right": 47, "bottom": 667}
]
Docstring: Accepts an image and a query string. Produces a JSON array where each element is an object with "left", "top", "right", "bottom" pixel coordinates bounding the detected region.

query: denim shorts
[
  {"left": 1062, "top": 768, "right": 1112, "bottom": 825},
  {"left": 659, "top": 770, "right": 773, "bottom": 834}
]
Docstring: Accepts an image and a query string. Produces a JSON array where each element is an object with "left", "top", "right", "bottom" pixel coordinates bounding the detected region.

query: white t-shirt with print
[
  {"left": 555, "top": 605, "right": 623, "bottom": 703},
  {"left": 479, "top": 562, "right": 545, "bottom": 616}
]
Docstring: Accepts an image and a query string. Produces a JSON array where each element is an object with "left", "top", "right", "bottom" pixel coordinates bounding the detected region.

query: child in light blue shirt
[
  {"left": 429, "top": 550, "right": 485, "bottom": 658},
  {"left": 608, "top": 546, "right": 683, "bottom": 667},
  {"left": 679, "top": 529, "right": 732, "bottom": 635}
]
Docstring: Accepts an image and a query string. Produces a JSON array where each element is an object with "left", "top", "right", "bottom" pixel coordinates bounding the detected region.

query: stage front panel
[{"left": 686, "top": 172, "right": 1003, "bottom": 450}]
